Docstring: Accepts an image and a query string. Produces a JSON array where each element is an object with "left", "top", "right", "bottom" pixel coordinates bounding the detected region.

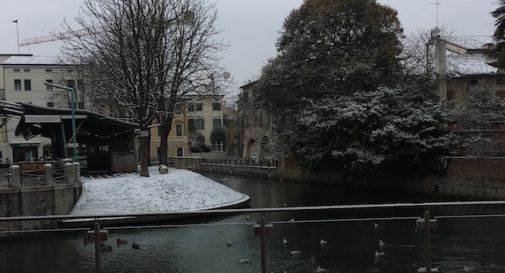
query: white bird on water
[
  {"left": 227, "top": 241, "right": 232, "bottom": 247},
  {"left": 374, "top": 223, "right": 379, "bottom": 230},
  {"left": 239, "top": 258, "right": 251, "bottom": 264},
  {"left": 379, "top": 240, "right": 386, "bottom": 249},
  {"left": 282, "top": 237, "right": 288, "bottom": 246},
  {"left": 463, "top": 266, "right": 475, "bottom": 272},
  {"left": 375, "top": 251, "right": 384, "bottom": 258},
  {"left": 316, "top": 265, "right": 327, "bottom": 273},
  {"left": 320, "top": 238, "right": 328, "bottom": 246},
  {"left": 290, "top": 250, "right": 301, "bottom": 255}
]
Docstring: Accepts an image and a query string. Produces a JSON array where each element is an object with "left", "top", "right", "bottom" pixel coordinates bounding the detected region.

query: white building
[{"left": 0, "top": 54, "right": 84, "bottom": 162}]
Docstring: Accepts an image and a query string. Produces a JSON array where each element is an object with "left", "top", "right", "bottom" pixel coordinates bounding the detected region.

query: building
[
  {"left": 432, "top": 34, "right": 504, "bottom": 102},
  {"left": 0, "top": 54, "right": 86, "bottom": 162},
  {"left": 237, "top": 81, "right": 276, "bottom": 161},
  {"left": 149, "top": 95, "right": 226, "bottom": 161},
  {"left": 223, "top": 105, "right": 240, "bottom": 157}
]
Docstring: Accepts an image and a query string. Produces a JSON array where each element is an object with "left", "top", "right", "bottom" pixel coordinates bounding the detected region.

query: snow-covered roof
[
  {"left": 447, "top": 52, "right": 498, "bottom": 76},
  {"left": 441, "top": 35, "right": 498, "bottom": 76},
  {"left": 444, "top": 35, "right": 493, "bottom": 50},
  {"left": 2, "top": 56, "right": 72, "bottom": 66}
]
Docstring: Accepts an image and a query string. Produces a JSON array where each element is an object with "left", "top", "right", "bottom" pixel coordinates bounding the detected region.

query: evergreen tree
[
  {"left": 257, "top": 0, "right": 404, "bottom": 113},
  {"left": 491, "top": 0, "right": 505, "bottom": 68}
]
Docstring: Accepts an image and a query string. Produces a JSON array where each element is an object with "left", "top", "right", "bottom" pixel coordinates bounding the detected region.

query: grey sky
[{"left": 0, "top": 0, "right": 499, "bottom": 93}]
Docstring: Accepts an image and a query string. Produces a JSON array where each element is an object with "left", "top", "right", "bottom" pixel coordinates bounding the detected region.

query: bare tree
[
  {"left": 402, "top": 27, "right": 453, "bottom": 76},
  {"left": 63, "top": 0, "right": 225, "bottom": 171},
  {"left": 155, "top": 0, "right": 224, "bottom": 166},
  {"left": 63, "top": 0, "right": 172, "bottom": 177}
]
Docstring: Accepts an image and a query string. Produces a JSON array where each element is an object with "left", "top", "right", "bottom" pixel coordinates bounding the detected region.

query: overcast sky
[{"left": 0, "top": 0, "right": 499, "bottom": 93}]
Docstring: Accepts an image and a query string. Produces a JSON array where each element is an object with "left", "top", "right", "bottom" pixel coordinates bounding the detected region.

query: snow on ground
[{"left": 70, "top": 167, "right": 249, "bottom": 216}]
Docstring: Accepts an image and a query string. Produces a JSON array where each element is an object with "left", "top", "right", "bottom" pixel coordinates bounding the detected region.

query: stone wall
[
  {"left": 173, "top": 157, "right": 505, "bottom": 200},
  {"left": 0, "top": 163, "right": 83, "bottom": 231}
]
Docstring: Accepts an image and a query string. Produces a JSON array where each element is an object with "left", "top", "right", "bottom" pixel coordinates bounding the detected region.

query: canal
[{"left": 1, "top": 172, "right": 505, "bottom": 273}]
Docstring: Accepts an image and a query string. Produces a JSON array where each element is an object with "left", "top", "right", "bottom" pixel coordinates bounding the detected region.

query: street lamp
[{"left": 44, "top": 82, "right": 78, "bottom": 162}]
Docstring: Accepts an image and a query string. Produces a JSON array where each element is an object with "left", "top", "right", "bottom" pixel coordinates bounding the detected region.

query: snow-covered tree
[
  {"left": 257, "top": 0, "right": 404, "bottom": 113},
  {"left": 447, "top": 88, "right": 505, "bottom": 156},
  {"left": 284, "top": 84, "right": 449, "bottom": 172},
  {"left": 491, "top": 0, "right": 505, "bottom": 68}
]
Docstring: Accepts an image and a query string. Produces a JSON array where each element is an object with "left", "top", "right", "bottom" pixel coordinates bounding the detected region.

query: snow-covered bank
[{"left": 70, "top": 167, "right": 249, "bottom": 216}]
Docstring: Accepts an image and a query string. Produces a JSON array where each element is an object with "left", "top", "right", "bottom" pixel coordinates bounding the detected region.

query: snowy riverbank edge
[{"left": 63, "top": 167, "right": 249, "bottom": 225}]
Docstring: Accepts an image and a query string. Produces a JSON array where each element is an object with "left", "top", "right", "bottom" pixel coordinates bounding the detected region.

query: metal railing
[
  {"left": 201, "top": 157, "right": 279, "bottom": 168},
  {"left": 2, "top": 201, "right": 505, "bottom": 273}
]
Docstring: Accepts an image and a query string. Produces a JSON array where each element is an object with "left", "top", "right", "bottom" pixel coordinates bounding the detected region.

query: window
[
  {"left": 77, "top": 80, "right": 85, "bottom": 92},
  {"left": 67, "top": 80, "right": 75, "bottom": 89},
  {"left": 196, "top": 103, "right": 203, "bottom": 111},
  {"left": 47, "top": 102, "right": 54, "bottom": 108},
  {"left": 176, "top": 124, "right": 182, "bottom": 136},
  {"left": 13, "top": 69, "right": 20, "bottom": 72},
  {"left": 195, "top": 119, "right": 204, "bottom": 129},
  {"left": 212, "top": 103, "right": 221, "bottom": 111},
  {"left": 24, "top": 80, "right": 31, "bottom": 91},
  {"left": 447, "top": 89, "right": 456, "bottom": 101},
  {"left": 188, "top": 119, "right": 195, "bottom": 131},
  {"left": 45, "top": 69, "right": 53, "bottom": 72},
  {"left": 45, "top": 79, "right": 53, "bottom": 90},
  {"left": 213, "top": 119, "right": 222, "bottom": 129},
  {"left": 14, "top": 79, "right": 21, "bottom": 90},
  {"left": 188, "top": 103, "right": 194, "bottom": 112},
  {"left": 23, "top": 69, "right": 30, "bottom": 72}
]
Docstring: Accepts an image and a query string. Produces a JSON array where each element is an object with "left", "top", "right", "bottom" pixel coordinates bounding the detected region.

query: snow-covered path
[{"left": 70, "top": 167, "right": 249, "bottom": 216}]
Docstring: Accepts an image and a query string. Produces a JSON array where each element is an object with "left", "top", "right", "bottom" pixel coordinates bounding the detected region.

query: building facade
[
  {"left": 237, "top": 81, "right": 276, "bottom": 161},
  {"left": 0, "top": 55, "right": 85, "bottom": 162},
  {"left": 149, "top": 95, "right": 226, "bottom": 161}
]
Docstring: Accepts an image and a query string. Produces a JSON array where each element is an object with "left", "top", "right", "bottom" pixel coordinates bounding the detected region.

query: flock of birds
[
  {"left": 232, "top": 216, "right": 389, "bottom": 273},
  {"left": 84, "top": 216, "right": 485, "bottom": 272},
  {"left": 84, "top": 237, "right": 141, "bottom": 252}
]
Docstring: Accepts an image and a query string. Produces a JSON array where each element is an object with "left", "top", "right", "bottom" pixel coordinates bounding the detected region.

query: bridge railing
[
  {"left": 201, "top": 157, "right": 279, "bottom": 168},
  {"left": 2, "top": 201, "right": 505, "bottom": 273},
  {"left": 0, "top": 162, "right": 80, "bottom": 188}
]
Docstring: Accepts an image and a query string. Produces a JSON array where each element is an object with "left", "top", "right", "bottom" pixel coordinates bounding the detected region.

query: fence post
[
  {"left": 417, "top": 211, "right": 437, "bottom": 273},
  {"left": 94, "top": 221, "right": 103, "bottom": 273},
  {"left": 10, "top": 165, "right": 21, "bottom": 188},
  {"left": 44, "top": 164, "right": 53, "bottom": 186},
  {"left": 64, "top": 163, "right": 75, "bottom": 184},
  {"left": 253, "top": 212, "right": 272, "bottom": 273},
  {"left": 73, "top": 162, "right": 81, "bottom": 184}
]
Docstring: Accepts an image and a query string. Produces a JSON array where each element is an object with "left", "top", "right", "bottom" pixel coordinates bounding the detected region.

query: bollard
[
  {"left": 73, "top": 162, "right": 81, "bottom": 184},
  {"left": 10, "top": 165, "right": 21, "bottom": 188},
  {"left": 64, "top": 163, "right": 75, "bottom": 184},
  {"left": 44, "top": 164, "right": 54, "bottom": 185}
]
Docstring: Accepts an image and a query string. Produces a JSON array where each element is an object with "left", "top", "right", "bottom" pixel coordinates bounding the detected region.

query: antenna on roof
[{"left": 429, "top": 0, "right": 442, "bottom": 28}]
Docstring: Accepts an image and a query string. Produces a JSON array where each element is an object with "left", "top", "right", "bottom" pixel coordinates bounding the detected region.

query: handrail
[{"left": 2, "top": 200, "right": 505, "bottom": 222}]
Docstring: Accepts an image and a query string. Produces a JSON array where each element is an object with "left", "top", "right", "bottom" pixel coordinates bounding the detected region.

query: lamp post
[{"left": 44, "top": 82, "right": 77, "bottom": 162}]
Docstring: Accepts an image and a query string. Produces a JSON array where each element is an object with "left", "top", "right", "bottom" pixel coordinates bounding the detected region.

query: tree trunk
[
  {"left": 139, "top": 130, "right": 150, "bottom": 177},
  {"left": 159, "top": 117, "right": 174, "bottom": 166}
]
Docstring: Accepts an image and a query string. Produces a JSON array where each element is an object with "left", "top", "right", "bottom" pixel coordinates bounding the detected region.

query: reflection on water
[{"left": 1, "top": 173, "right": 505, "bottom": 273}]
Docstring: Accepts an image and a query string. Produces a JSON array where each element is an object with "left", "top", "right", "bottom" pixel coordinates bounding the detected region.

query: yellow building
[{"left": 149, "top": 95, "right": 225, "bottom": 162}]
